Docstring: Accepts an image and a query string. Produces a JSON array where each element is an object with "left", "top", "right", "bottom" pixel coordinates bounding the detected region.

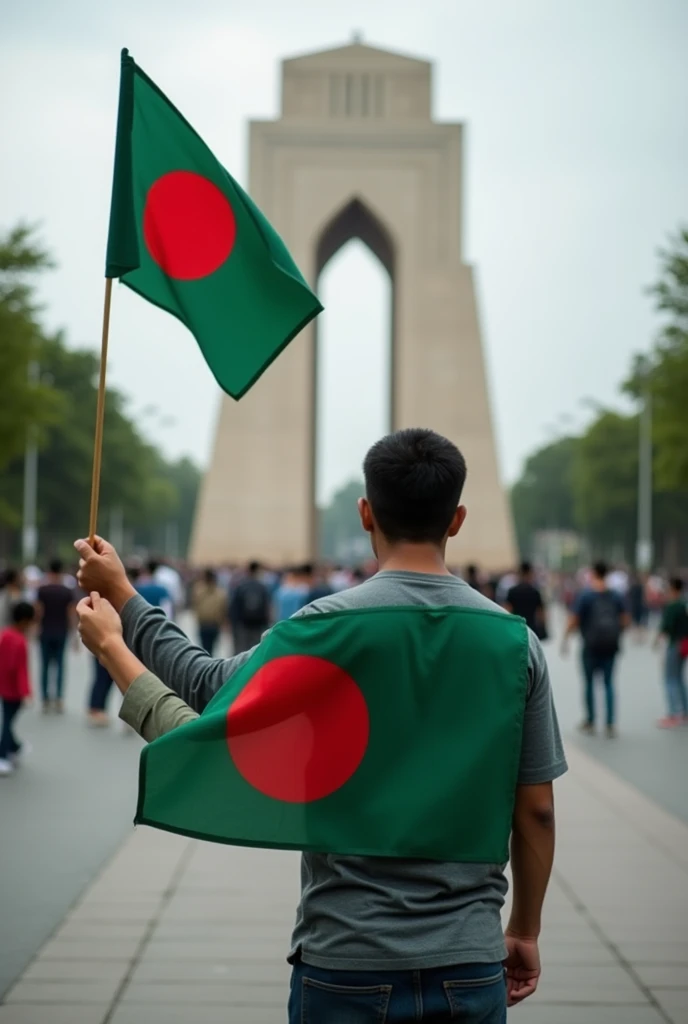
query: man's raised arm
[{"left": 75, "top": 537, "right": 255, "bottom": 713}]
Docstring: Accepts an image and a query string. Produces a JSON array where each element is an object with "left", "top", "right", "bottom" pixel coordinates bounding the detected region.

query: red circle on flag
[
  {"left": 226, "top": 655, "right": 369, "bottom": 803},
  {"left": 143, "top": 170, "right": 236, "bottom": 280}
]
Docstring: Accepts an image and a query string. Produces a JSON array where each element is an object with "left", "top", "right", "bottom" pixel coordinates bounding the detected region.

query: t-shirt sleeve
[{"left": 517, "top": 633, "right": 568, "bottom": 785}]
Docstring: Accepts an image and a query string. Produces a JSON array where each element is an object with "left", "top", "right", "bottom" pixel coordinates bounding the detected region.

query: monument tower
[{"left": 190, "top": 41, "right": 516, "bottom": 569}]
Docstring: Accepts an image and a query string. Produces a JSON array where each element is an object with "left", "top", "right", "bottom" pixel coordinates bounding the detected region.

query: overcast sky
[{"left": 2, "top": 0, "right": 686, "bottom": 503}]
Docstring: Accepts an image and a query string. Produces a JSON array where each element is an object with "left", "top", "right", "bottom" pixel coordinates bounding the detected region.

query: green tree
[
  {"left": 510, "top": 437, "right": 578, "bottom": 557},
  {"left": 0, "top": 224, "right": 61, "bottom": 484},
  {"left": 627, "top": 228, "right": 688, "bottom": 490}
]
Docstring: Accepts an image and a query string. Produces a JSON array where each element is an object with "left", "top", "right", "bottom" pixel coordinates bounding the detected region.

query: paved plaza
[{"left": 1, "top": 622, "right": 687, "bottom": 1023}]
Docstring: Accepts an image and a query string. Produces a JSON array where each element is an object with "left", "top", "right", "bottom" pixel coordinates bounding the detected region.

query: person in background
[
  {"left": 654, "top": 577, "right": 688, "bottom": 729},
  {"left": 273, "top": 565, "right": 310, "bottom": 623},
  {"left": 506, "top": 563, "right": 547, "bottom": 640},
  {"left": 562, "top": 561, "right": 629, "bottom": 737},
  {"left": 128, "top": 565, "right": 172, "bottom": 617},
  {"left": 191, "top": 568, "right": 228, "bottom": 654},
  {"left": 464, "top": 563, "right": 482, "bottom": 593},
  {"left": 231, "top": 561, "right": 272, "bottom": 652},
  {"left": 151, "top": 559, "right": 184, "bottom": 619},
  {"left": 328, "top": 565, "right": 351, "bottom": 592},
  {"left": 87, "top": 657, "right": 114, "bottom": 727},
  {"left": 307, "top": 566, "right": 333, "bottom": 604},
  {"left": 628, "top": 572, "right": 648, "bottom": 641},
  {"left": 0, "top": 569, "right": 25, "bottom": 626},
  {"left": 36, "top": 558, "right": 76, "bottom": 714},
  {"left": 0, "top": 601, "right": 36, "bottom": 775}
]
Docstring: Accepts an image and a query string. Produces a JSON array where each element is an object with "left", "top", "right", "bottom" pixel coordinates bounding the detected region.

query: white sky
[{"left": 2, "top": 0, "right": 686, "bottom": 503}]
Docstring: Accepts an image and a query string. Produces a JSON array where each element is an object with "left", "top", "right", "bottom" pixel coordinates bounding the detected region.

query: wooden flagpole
[{"left": 88, "top": 277, "right": 114, "bottom": 545}]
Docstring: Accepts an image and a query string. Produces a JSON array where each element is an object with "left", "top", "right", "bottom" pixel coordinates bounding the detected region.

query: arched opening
[{"left": 312, "top": 198, "right": 395, "bottom": 559}]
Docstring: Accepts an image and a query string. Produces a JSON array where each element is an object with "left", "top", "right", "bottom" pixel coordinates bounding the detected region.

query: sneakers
[
  {"left": 0, "top": 758, "right": 14, "bottom": 777},
  {"left": 578, "top": 721, "right": 595, "bottom": 735},
  {"left": 606, "top": 725, "right": 617, "bottom": 738},
  {"left": 54, "top": 699, "right": 65, "bottom": 715},
  {"left": 657, "top": 716, "right": 682, "bottom": 729},
  {"left": 87, "top": 711, "right": 110, "bottom": 728}
]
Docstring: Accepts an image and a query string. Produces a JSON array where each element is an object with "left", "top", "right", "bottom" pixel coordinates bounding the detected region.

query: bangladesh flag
[
  {"left": 105, "top": 49, "right": 323, "bottom": 399},
  {"left": 136, "top": 607, "right": 529, "bottom": 863}
]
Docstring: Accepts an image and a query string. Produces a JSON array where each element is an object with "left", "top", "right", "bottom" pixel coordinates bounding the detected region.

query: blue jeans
[
  {"left": 198, "top": 624, "right": 220, "bottom": 655},
  {"left": 664, "top": 643, "right": 688, "bottom": 718},
  {"left": 0, "top": 699, "right": 22, "bottom": 759},
  {"left": 582, "top": 650, "right": 616, "bottom": 727},
  {"left": 40, "top": 635, "right": 67, "bottom": 701},
  {"left": 88, "top": 658, "right": 113, "bottom": 711},
  {"left": 289, "top": 961, "right": 506, "bottom": 1023}
]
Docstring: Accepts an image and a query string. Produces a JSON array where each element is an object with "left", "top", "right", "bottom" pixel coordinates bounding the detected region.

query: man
[
  {"left": 191, "top": 568, "right": 228, "bottom": 655},
  {"left": 75, "top": 427, "right": 566, "bottom": 1022},
  {"left": 464, "top": 563, "right": 482, "bottom": 593},
  {"left": 655, "top": 577, "right": 688, "bottom": 728},
  {"left": 36, "top": 558, "right": 76, "bottom": 713},
  {"left": 151, "top": 559, "right": 184, "bottom": 619},
  {"left": 506, "top": 562, "right": 547, "bottom": 639},
  {"left": 562, "top": 561, "right": 629, "bottom": 737},
  {"left": 273, "top": 564, "right": 310, "bottom": 622},
  {"left": 229, "top": 561, "right": 271, "bottom": 653},
  {"left": 128, "top": 564, "right": 172, "bottom": 618}
]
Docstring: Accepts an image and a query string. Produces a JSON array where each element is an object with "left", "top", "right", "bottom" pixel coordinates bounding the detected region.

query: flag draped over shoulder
[
  {"left": 105, "top": 49, "right": 323, "bottom": 399},
  {"left": 136, "top": 607, "right": 529, "bottom": 863}
]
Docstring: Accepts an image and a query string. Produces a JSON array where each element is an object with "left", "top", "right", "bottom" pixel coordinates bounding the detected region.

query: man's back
[
  {"left": 289, "top": 571, "right": 566, "bottom": 970},
  {"left": 507, "top": 580, "right": 543, "bottom": 632},
  {"left": 37, "top": 583, "right": 73, "bottom": 637}
]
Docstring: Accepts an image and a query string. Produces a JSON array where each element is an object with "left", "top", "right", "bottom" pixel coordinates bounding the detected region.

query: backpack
[
  {"left": 235, "top": 579, "right": 269, "bottom": 627},
  {"left": 584, "top": 592, "right": 621, "bottom": 655}
]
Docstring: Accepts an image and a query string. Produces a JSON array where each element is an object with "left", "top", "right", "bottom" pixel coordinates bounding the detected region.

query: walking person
[
  {"left": 0, "top": 602, "right": 36, "bottom": 776},
  {"left": 230, "top": 561, "right": 271, "bottom": 652},
  {"left": 191, "top": 568, "right": 228, "bottom": 654},
  {"left": 654, "top": 577, "right": 688, "bottom": 728},
  {"left": 0, "top": 569, "right": 25, "bottom": 626},
  {"left": 76, "top": 427, "right": 568, "bottom": 1022},
  {"left": 36, "top": 558, "right": 76, "bottom": 713},
  {"left": 506, "top": 562, "right": 547, "bottom": 640},
  {"left": 87, "top": 657, "right": 114, "bottom": 726},
  {"left": 562, "top": 561, "right": 629, "bottom": 737}
]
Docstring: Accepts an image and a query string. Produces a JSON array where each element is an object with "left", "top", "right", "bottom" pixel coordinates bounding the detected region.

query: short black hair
[
  {"left": 12, "top": 601, "right": 35, "bottom": 625},
  {"left": 670, "top": 576, "right": 684, "bottom": 593},
  {"left": 363, "top": 428, "right": 467, "bottom": 543},
  {"left": 147, "top": 559, "right": 159, "bottom": 575},
  {"left": 520, "top": 561, "right": 533, "bottom": 576},
  {"left": 2, "top": 568, "right": 19, "bottom": 587},
  {"left": 127, "top": 565, "right": 141, "bottom": 581},
  {"left": 49, "top": 558, "right": 63, "bottom": 574},
  {"left": 248, "top": 560, "right": 261, "bottom": 574},
  {"left": 203, "top": 567, "right": 217, "bottom": 585},
  {"left": 593, "top": 561, "right": 608, "bottom": 580}
]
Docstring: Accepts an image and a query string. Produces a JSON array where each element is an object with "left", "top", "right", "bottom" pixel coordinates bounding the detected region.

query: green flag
[
  {"left": 105, "top": 49, "right": 323, "bottom": 399},
  {"left": 136, "top": 607, "right": 528, "bottom": 862}
]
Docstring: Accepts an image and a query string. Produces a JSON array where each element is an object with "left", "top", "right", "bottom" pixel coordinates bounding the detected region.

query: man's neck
[{"left": 377, "top": 544, "right": 451, "bottom": 576}]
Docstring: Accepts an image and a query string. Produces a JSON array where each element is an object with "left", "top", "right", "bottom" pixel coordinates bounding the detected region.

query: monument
[{"left": 190, "top": 41, "right": 516, "bottom": 569}]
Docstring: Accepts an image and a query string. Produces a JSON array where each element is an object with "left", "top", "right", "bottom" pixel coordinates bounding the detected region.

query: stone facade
[{"left": 190, "top": 42, "right": 516, "bottom": 570}]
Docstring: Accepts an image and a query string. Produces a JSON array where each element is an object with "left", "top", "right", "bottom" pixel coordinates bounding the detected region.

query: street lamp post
[
  {"left": 21, "top": 361, "right": 40, "bottom": 565},
  {"left": 636, "top": 356, "right": 653, "bottom": 572}
]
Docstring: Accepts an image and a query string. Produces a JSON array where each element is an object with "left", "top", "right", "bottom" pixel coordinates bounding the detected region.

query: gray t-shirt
[{"left": 122, "top": 570, "right": 567, "bottom": 971}]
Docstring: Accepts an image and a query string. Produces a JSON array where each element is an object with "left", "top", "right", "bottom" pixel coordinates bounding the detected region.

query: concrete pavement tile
[
  {"left": 509, "top": 1007, "right": 665, "bottom": 1023},
  {"left": 38, "top": 938, "right": 141, "bottom": 960},
  {"left": 618, "top": 942, "right": 688, "bottom": 964},
  {"left": 141, "top": 939, "right": 286, "bottom": 961},
  {"left": 21, "top": 961, "right": 129, "bottom": 982},
  {"left": 111, "top": 1007, "right": 284, "bottom": 1024},
  {"left": 129, "top": 960, "right": 291, "bottom": 984},
  {"left": 651, "top": 988, "right": 688, "bottom": 1023},
  {"left": 542, "top": 943, "right": 619, "bottom": 966},
  {"left": 634, "top": 965, "right": 688, "bottom": 987},
  {"left": 151, "top": 922, "right": 292, "bottom": 941},
  {"left": 53, "top": 922, "right": 148, "bottom": 942},
  {"left": 68, "top": 900, "right": 161, "bottom": 922},
  {"left": 5, "top": 980, "right": 121, "bottom": 1004},
  {"left": 121, "top": 981, "right": 286, "bottom": 1004},
  {"left": 533, "top": 964, "right": 647, "bottom": 1004},
  {"left": 539, "top": 922, "right": 603, "bottom": 944},
  {"left": 0, "top": 1008, "right": 110, "bottom": 1024}
]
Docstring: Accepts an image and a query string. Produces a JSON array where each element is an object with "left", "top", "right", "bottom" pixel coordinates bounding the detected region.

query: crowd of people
[{"left": 0, "top": 548, "right": 686, "bottom": 777}]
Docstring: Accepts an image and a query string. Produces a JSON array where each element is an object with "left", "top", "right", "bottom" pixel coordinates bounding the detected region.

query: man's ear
[
  {"left": 447, "top": 505, "right": 467, "bottom": 538},
  {"left": 358, "top": 497, "right": 374, "bottom": 534}
]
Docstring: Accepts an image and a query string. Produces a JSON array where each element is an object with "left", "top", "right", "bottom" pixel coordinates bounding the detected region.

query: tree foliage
[
  {"left": 0, "top": 224, "right": 200, "bottom": 561},
  {"left": 510, "top": 438, "right": 577, "bottom": 555}
]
